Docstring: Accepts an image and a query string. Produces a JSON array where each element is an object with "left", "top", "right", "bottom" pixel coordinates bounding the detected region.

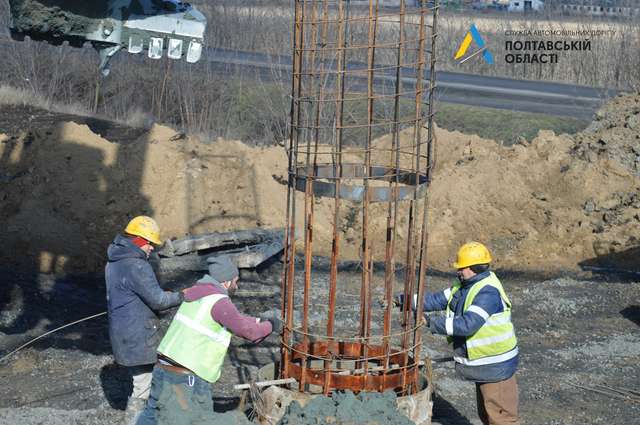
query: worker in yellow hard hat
[
  {"left": 105, "top": 216, "right": 185, "bottom": 425},
  {"left": 395, "top": 242, "right": 520, "bottom": 425}
]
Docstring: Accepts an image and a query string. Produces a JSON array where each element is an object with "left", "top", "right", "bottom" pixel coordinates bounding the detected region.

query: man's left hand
[
  {"left": 418, "top": 314, "right": 431, "bottom": 328},
  {"left": 427, "top": 315, "right": 441, "bottom": 334}
]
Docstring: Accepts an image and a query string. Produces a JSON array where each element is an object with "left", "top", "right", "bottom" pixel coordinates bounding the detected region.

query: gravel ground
[{"left": 1, "top": 263, "right": 639, "bottom": 425}]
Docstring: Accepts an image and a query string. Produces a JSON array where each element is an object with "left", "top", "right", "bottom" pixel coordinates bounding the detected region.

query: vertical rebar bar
[
  {"left": 360, "top": 0, "right": 379, "bottom": 389},
  {"left": 281, "top": 0, "right": 305, "bottom": 379},
  {"left": 412, "top": 0, "right": 440, "bottom": 393},
  {"left": 401, "top": 0, "right": 428, "bottom": 394}
]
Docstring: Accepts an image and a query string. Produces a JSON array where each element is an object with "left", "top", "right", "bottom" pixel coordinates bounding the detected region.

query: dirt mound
[
  {"left": 424, "top": 127, "right": 639, "bottom": 271},
  {"left": 9, "top": 0, "right": 104, "bottom": 37},
  {"left": 572, "top": 94, "right": 640, "bottom": 176},
  {"left": 1, "top": 95, "right": 639, "bottom": 274},
  {"left": 0, "top": 119, "right": 290, "bottom": 273}
]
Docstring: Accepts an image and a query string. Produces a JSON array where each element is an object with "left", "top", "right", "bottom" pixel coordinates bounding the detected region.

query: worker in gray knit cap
[{"left": 137, "top": 256, "right": 273, "bottom": 425}]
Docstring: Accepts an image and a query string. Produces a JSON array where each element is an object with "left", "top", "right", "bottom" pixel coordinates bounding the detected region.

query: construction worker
[
  {"left": 396, "top": 242, "right": 520, "bottom": 425},
  {"left": 137, "top": 255, "right": 274, "bottom": 425},
  {"left": 105, "top": 216, "right": 184, "bottom": 425}
]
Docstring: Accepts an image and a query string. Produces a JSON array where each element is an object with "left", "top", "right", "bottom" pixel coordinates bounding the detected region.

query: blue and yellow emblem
[{"left": 455, "top": 24, "right": 494, "bottom": 65}]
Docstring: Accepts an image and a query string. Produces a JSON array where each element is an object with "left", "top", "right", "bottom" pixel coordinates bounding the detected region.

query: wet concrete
[{"left": 280, "top": 390, "right": 413, "bottom": 425}]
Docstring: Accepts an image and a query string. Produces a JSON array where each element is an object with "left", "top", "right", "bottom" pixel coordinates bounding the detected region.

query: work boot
[{"left": 123, "top": 397, "right": 146, "bottom": 425}]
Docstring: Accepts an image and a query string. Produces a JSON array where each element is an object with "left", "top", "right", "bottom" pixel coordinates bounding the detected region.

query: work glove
[
  {"left": 264, "top": 317, "right": 284, "bottom": 334},
  {"left": 393, "top": 293, "right": 416, "bottom": 310},
  {"left": 423, "top": 314, "right": 431, "bottom": 329},
  {"left": 425, "top": 314, "right": 443, "bottom": 334},
  {"left": 257, "top": 311, "right": 284, "bottom": 334},
  {"left": 416, "top": 314, "right": 436, "bottom": 333}
]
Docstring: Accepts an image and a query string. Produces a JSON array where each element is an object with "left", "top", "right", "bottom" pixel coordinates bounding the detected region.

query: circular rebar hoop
[
  {"left": 293, "top": 163, "right": 427, "bottom": 202},
  {"left": 281, "top": 0, "right": 440, "bottom": 396},
  {"left": 287, "top": 340, "right": 419, "bottom": 394}
]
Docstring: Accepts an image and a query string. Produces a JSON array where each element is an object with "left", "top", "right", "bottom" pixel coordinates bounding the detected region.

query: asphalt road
[
  {"left": 0, "top": 31, "right": 614, "bottom": 120},
  {"left": 206, "top": 47, "right": 615, "bottom": 120}
]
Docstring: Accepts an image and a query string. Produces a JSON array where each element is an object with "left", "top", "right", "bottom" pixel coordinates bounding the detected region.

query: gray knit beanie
[{"left": 207, "top": 256, "right": 239, "bottom": 283}]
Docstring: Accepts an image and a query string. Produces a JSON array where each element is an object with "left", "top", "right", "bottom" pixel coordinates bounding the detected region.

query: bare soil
[{"left": 1, "top": 95, "right": 639, "bottom": 275}]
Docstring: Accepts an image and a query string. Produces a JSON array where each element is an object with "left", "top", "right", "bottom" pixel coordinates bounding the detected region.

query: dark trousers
[
  {"left": 136, "top": 365, "right": 214, "bottom": 425},
  {"left": 475, "top": 375, "right": 521, "bottom": 425}
]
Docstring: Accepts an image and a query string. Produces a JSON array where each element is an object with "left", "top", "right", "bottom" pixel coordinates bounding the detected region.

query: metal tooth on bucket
[
  {"left": 9, "top": 0, "right": 206, "bottom": 66},
  {"left": 279, "top": 0, "right": 440, "bottom": 399}
]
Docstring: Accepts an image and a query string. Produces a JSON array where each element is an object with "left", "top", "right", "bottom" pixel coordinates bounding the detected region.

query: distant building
[
  {"left": 508, "top": 0, "right": 545, "bottom": 12},
  {"left": 471, "top": 0, "right": 509, "bottom": 10},
  {"left": 560, "top": 2, "right": 640, "bottom": 17},
  {"left": 349, "top": 0, "right": 405, "bottom": 6},
  {"left": 471, "top": 0, "right": 491, "bottom": 9}
]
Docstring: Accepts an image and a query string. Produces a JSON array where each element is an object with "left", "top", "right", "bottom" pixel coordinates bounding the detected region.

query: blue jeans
[{"left": 136, "top": 365, "right": 214, "bottom": 425}]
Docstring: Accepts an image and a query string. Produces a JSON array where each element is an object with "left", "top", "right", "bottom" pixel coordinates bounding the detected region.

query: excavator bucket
[{"left": 8, "top": 0, "right": 206, "bottom": 73}]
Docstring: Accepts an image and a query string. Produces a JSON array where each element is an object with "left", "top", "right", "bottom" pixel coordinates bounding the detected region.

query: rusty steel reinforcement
[{"left": 281, "top": 0, "right": 439, "bottom": 396}]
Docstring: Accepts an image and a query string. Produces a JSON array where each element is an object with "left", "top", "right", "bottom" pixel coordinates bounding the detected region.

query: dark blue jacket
[
  {"left": 105, "top": 234, "right": 182, "bottom": 366},
  {"left": 423, "top": 271, "right": 518, "bottom": 383}
]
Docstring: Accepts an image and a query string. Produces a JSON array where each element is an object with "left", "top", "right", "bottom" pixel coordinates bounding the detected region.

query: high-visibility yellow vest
[
  {"left": 157, "top": 294, "right": 231, "bottom": 383},
  {"left": 445, "top": 272, "right": 518, "bottom": 366}
]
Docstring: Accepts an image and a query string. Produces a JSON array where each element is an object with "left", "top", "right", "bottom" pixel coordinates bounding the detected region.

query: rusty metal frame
[{"left": 281, "top": 0, "right": 439, "bottom": 396}]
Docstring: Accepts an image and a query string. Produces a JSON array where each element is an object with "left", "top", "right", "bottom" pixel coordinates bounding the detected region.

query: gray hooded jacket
[{"left": 105, "top": 234, "right": 182, "bottom": 366}]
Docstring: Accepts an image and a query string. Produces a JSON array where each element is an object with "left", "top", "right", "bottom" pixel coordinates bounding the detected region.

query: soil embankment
[{"left": 1, "top": 94, "right": 639, "bottom": 274}]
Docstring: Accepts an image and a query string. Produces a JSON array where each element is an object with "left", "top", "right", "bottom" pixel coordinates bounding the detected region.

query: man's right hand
[
  {"left": 257, "top": 311, "right": 284, "bottom": 334},
  {"left": 265, "top": 316, "right": 283, "bottom": 334}
]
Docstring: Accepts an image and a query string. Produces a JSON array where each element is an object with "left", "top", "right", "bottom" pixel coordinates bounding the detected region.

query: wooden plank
[
  {"left": 159, "top": 228, "right": 284, "bottom": 257},
  {"left": 234, "top": 378, "right": 297, "bottom": 391}
]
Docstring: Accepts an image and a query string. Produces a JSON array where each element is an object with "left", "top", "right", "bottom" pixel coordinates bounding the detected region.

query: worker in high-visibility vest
[
  {"left": 136, "top": 256, "right": 275, "bottom": 425},
  {"left": 396, "top": 242, "right": 520, "bottom": 425}
]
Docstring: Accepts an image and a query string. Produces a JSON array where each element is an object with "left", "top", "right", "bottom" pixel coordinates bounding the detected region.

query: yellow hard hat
[
  {"left": 453, "top": 242, "right": 492, "bottom": 269},
  {"left": 124, "top": 216, "right": 162, "bottom": 245}
]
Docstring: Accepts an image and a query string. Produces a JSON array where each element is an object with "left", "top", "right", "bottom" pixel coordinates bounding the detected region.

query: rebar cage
[{"left": 280, "top": 0, "right": 439, "bottom": 396}]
